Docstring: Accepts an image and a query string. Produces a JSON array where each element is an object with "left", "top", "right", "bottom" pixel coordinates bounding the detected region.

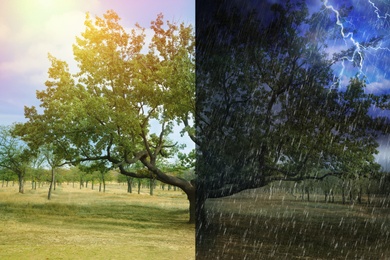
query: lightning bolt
[
  {"left": 323, "top": 0, "right": 390, "bottom": 89},
  {"left": 368, "top": 0, "right": 390, "bottom": 19},
  {"left": 323, "top": 0, "right": 364, "bottom": 83}
]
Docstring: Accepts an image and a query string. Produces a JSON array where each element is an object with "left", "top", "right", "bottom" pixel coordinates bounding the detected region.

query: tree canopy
[
  {"left": 0, "top": 125, "right": 33, "bottom": 193},
  {"left": 196, "top": 0, "right": 388, "bottom": 198},
  {"left": 15, "top": 10, "right": 196, "bottom": 222}
]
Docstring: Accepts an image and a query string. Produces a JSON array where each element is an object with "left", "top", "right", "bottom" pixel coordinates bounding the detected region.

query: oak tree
[
  {"left": 15, "top": 11, "right": 195, "bottom": 222},
  {"left": 196, "top": 0, "right": 386, "bottom": 200}
]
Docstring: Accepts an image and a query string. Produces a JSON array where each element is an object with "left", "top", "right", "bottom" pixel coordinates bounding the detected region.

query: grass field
[
  {"left": 0, "top": 183, "right": 194, "bottom": 260},
  {"left": 198, "top": 188, "right": 390, "bottom": 259}
]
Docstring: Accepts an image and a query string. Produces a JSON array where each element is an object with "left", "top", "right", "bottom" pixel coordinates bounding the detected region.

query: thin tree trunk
[
  {"left": 306, "top": 188, "right": 310, "bottom": 201},
  {"left": 138, "top": 179, "right": 141, "bottom": 194},
  {"left": 18, "top": 173, "right": 24, "bottom": 194},
  {"left": 150, "top": 178, "right": 154, "bottom": 195},
  {"left": 127, "top": 177, "right": 132, "bottom": 193},
  {"left": 330, "top": 189, "right": 334, "bottom": 203},
  {"left": 48, "top": 168, "right": 55, "bottom": 200}
]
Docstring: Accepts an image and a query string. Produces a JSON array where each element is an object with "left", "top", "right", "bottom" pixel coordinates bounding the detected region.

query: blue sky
[{"left": 322, "top": 0, "right": 390, "bottom": 94}]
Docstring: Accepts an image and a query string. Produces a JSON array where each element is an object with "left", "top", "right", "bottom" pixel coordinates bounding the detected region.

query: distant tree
[
  {"left": 0, "top": 168, "right": 16, "bottom": 187},
  {"left": 0, "top": 126, "right": 34, "bottom": 193},
  {"left": 79, "top": 161, "right": 112, "bottom": 192},
  {"left": 117, "top": 173, "right": 133, "bottom": 193},
  {"left": 29, "top": 151, "right": 45, "bottom": 189},
  {"left": 41, "top": 144, "right": 64, "bottom": 200}
]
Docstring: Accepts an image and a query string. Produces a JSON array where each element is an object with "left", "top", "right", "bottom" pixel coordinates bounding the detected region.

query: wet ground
[{"left": 196, "top": 190, "right": 390, "bottom": 259}]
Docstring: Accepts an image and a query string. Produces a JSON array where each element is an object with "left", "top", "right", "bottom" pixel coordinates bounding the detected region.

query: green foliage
[
  {"left": 0, "top": 125, "right": 35, "bottom": 193},
  {"left": 14, "top": 11, "right": 195, "bottom": 199}
]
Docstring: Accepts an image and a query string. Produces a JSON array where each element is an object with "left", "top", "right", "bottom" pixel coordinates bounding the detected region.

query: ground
[
  {"left": 0, "top": 182, "right": 194, "bottom": 260},
  {"left": 197, "top": 187, "right": 390, "bottom": 259}
]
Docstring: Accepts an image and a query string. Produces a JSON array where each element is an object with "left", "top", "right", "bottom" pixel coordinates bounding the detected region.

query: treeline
[
  {"left": 0, "top": 166, "right": 195, "bottom": 196},
  {"left": 266, "top": 173, "right": 390, "bottom": 206}
]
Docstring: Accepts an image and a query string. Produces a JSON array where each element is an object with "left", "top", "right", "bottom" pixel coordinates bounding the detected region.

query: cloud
[{"left": 366, "top": 78, "right": 390, "bottom": 94}]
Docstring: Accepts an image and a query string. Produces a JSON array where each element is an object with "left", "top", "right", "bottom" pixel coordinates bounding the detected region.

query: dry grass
[
  {"left": 0, "top": 183, "right": 194, "bottom": 260},
  {"left": 198, "top": 189, "right": 390, "bottom": 259}
]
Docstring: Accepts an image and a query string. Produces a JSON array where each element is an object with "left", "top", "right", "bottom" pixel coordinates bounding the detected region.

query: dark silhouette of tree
[{"left": 196, "top": 0, "right": 388, "bottom": 216}]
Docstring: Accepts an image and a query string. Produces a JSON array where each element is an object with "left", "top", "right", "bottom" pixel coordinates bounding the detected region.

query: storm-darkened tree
[
  {"left": 196, "top": 0, "right": 386, "bottom": 200},
  {"left": 0, "top": 125, "right": 34, "bottom": 193},
  {"left": 15, "top": 11, "right": 195, "bottom": 222}
]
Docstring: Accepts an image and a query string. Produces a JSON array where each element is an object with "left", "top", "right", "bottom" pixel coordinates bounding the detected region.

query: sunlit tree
[{"left": 15, "top": 11, "right": 195, "bottom": 222}]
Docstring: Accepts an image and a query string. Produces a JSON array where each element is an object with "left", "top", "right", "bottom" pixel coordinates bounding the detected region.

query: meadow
[
  {"left": 0, "top": 183, "right": 194, "bottom": 260},
  {"left": 198, "top": 188, "right": 390, "bottom": 259}
]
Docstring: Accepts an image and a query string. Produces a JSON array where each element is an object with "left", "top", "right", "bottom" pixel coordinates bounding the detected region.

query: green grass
[
  {"left": 0, "top": 183, "right": 194, "bottom": 260},
  {"left": 199, "top": 189, "right": 390, "bottom": 259}
]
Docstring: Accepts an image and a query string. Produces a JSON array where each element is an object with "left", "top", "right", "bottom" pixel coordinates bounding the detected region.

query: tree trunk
[
  {"left": 48, "top": 168, "right": 55, "bottom": 200},
  {"left": 196, "top": 182, "right": 207, "bottom": 253},
  {"left": 357, "top": 186, "right": 362, "bottom": 204},
  {"left": 103, "top": 178, "right": 106, "bottom": 192},
  {"left": 306, "top": 188, "right": 310, "bottom": 201},
  {"left": 127, "top": 177, "right": 132, "bottom": 193},
  {"left": 188, "top": 189, "right": 196, "bottom": 224},
  {"left": 330, "top": 189, "right": 334, "bottom": 203},
  {"left": 138, "top": 179, "right": 141, "bottom": 194},
  {"left": 150, "top": 178, "right": 154, "bottom": 195},
  {"left": 18, "top": 173, "right": 24, "bottom": 194}
]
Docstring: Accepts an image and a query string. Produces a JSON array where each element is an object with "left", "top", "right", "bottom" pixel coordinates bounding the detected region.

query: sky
[
  {"left": 0, "top": 0, "right": 195, "bottom": 155},
  {"left": 320, "top": 0, "right": 390, "bottom": 169}
]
